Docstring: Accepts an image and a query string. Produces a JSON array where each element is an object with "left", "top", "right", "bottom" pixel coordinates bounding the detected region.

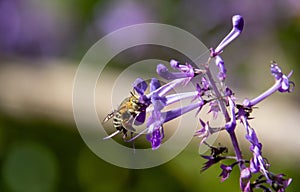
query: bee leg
[
  {"left": 120, "top": 130, "right": 135, "bottom": 152},
  {"left": 121, "top": 128, "right": 128, "bottom": 139},
  {"left": 130, "top": 131, "right": 136, "bottom": 153},
  {"left": 127, "top": 126, "right": 136, "bottom": 132},
  {"left": 103, "top": 130, "right": 121, "bottom": 140}
]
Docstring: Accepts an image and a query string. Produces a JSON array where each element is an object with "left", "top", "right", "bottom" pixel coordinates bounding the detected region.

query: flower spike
[{"left": 103, "top": 14, "right": 293, "bottom": 191}]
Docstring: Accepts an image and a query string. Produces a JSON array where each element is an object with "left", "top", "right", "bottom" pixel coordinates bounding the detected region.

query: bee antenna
[{"left": 130, "top": 91, "right": 136, "bottom": 97}]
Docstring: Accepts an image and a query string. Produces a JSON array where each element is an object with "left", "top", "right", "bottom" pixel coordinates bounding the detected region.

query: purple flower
[
  {"left": 157, "top": 64, "right": 189, "bottom": 80},
  {"left": 131, "top": 61, "right": 209, "bottom": 149},
  {"left": 133, "top": 78, "right": 148, "bottom": 96},
  {"left": 219, "top": 164, "right": 233, "bottom": 182},
  {"left": 192, "top": 77, "right": 210, "bottom": 102},
  {"left": 193, "top": 84, "right": 204, "bottom": 100},
  {"left": 208, "top": 100, "right": 220, "bottom": 119},
  {"left": 146, "top": 127, "right": 164, "bottom": 150},
  {"left": 200, "top": 77, "right": 210, "bottom": 91},
  {"left": 240, "top": 168, "right": 252, "bottom": 191},
  {"left": 270, "top": 62, "right": 294, "bottom": 93},
  {"left": 145, "top": 79, "right": 165, "bottom": 149},
  {"left": 157, "top": 60, "right": 195, "bottom": 84},
  {"left": 243, "top": 62, "right": 294, "bottom": 107},
  {"left": 195, "top": 119, "right": 224, "bottom": 144},
  {"left": 269, "top": 173, "right": 292, "bottom": 191},
  {"left": 240, "top": 112, "right": 270, "bottom": 178},
  {"left": 132, "top": 78, "right": 150, "bottom": 125},
  {"left": 215, "top": 55, "right": 227, "bottom": 81},
  {"left": 195, "top": 119, "right": 211, "bottom": 144},
  {"left": 211, "top": 15, "right": 244, "bottom": 57}
]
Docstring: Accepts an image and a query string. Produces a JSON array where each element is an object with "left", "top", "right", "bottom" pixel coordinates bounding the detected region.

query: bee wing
[{"left": 122, "top": 115, "right": 136, "bottom": 132}]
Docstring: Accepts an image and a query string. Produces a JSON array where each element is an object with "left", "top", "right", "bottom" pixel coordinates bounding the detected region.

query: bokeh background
[{"left": 0, "top": 0, "right": 300, "bottom": 191}]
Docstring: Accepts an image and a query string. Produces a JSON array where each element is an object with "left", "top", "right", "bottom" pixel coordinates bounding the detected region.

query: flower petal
[
  {"left": 219, "top": 164, "right": 233, "bottom": 182},
  {"left": 146, "top": 127, "right": 164, "bottom": 150},
  {"left": 213, "top": 15, "right": 244, "bottom": 56},
  {"left": 133, "top": 78, "right": 148, "bottom": 96}
]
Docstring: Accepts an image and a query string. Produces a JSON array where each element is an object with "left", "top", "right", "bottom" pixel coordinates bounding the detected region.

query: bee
[{"left": 103, "top": 92, "right": 147, "bottom": 140}]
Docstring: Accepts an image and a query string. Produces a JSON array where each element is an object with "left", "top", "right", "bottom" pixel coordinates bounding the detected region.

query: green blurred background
[{"left": 0, "top": 0, "right": 300, "bottom": 191}]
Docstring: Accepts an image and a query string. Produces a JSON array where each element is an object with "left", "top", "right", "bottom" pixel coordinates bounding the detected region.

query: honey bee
[{"left": 103, "top": 92, "right": 147, "bottom": 139}]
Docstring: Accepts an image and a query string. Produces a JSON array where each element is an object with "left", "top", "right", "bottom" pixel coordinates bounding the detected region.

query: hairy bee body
[{"left": 103, "top": 93, "right": 144, "bottom": 137}]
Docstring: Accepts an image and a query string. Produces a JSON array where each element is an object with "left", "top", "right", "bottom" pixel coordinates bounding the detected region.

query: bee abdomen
[{"left": 112, "top": 112, "right": 125, "bottom": 131}]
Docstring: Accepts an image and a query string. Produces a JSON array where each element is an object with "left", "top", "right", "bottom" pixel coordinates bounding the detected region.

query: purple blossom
[
  {"left": 215, "top": 55, "right": 227, "bottom": 81},
  {"left": 133, "top": 78, "right": 148, "bottom": 96},
  {"left": 200, "top": 77, "right": 210, "bottom": 91},
  {"left": 157, "top": 60, "right": 195, "bottom": 84},
  {"left": 243, "top": 62, "right": 294, "bottom": 107},
  {"left": 195, "top": 119, "right": 224, "bottom": 144},
  {"left": 211, "top": 15, "right": 244, "bottom": 57},
  {"left": 240, "top": 168, "right": 251, "bottom": 191},
  {"left": 146, "top": 78, "right": 165, "bottom": 149},
  {"left": 192, "top": 77, "right": 210, "bottom": 102},
  {"left": 269, "top": 173, "right": 293, "bottom": 191},
  {"left": 146, "top": 110, "right": 164, "bottom": 150},
  {"left": 219, "top": 164, "right": 233, "bottom": 182},
  {"left": 193, "top": 84, "right": 204, "bottom": 101},
  {"left": 208, "top": 100, "right": 220, "bottom": 119},
  {"left": 224, "top": 87, "right": 234, "bottom": 98},
  {"left": 270, "top": 63, "right": 294, "bottom": 93},
  {"left": 157, "top": 64, "right": 191, "bottom": 80},
  {"left": 129, "top": 60, "right": 209, "bottom": 149},
  {"left": 195, "top": 119, "right": 210, "bottom": 144},
  {"left": 240, "top": 113, "right": 268, "bottom": 176}
]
